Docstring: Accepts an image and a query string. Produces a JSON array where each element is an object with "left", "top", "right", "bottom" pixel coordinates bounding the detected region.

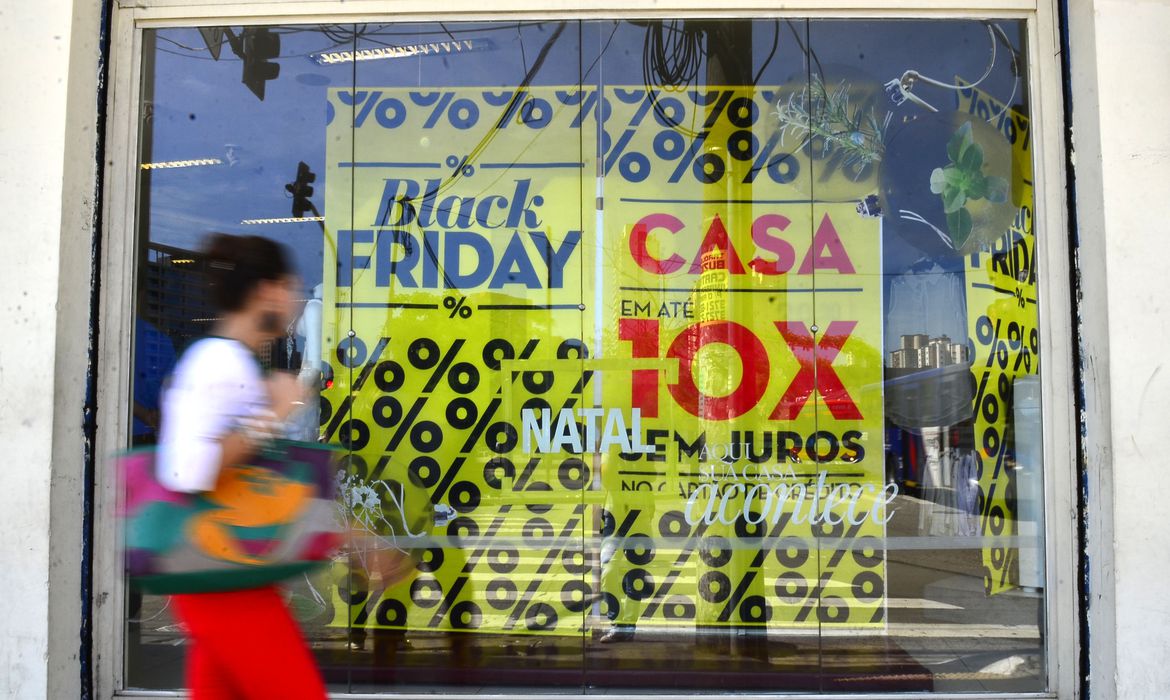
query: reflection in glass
[{"left": 127, "top": 18, "right": 1043, "bottom": 695}]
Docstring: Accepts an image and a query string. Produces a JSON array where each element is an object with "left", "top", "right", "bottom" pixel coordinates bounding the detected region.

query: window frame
[{"left": 93, "top": 2, "right": 1077, "bottom": 698}]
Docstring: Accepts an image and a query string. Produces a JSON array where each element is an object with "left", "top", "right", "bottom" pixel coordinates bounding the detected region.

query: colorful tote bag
[{"left": 120, "top": 440, "right": 343, "bottom": 594}]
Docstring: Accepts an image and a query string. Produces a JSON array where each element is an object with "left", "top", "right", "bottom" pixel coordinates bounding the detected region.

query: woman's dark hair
[{"left": 201, "top": 233, "right": 292, "bottom": 312}]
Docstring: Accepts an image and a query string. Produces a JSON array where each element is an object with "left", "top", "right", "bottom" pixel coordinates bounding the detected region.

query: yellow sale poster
[
  {"left": 320, "top": 84, "right": 887, "bottom": 635},
  {"left": 957, "top": 83, "right": 1038, "bottom": 595}
]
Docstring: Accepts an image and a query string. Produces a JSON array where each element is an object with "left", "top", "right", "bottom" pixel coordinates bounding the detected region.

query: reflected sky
[{"left": 144, "top": 20, "right": 1027, "bottom": 289}]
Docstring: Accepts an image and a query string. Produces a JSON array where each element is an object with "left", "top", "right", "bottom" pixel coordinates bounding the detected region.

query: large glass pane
[
  {"left": 583, "top": 18, "right": 819, "bottom": 691},
  {"left": 126, "top": 24, "right": 357, "bottom": 692},
  {"left": 332, "top": 21, "right": 592, "bottom": 692},
  {"left": 808, "top": 19, "right": 1042, "bottom": 693}
]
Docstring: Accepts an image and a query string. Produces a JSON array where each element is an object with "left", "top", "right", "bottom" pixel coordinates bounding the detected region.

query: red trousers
[{"left": 173, "top": 586, "right": 327, "bottom": 699}]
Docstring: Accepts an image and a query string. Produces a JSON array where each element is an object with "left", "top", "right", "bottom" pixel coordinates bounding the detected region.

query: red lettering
[
  {"left": 629, "top": 213, "right": 685, "bottom": 274},
  {"left": 619, "top": 317, "right": 862, "bottom": 423},
  {"left": 666, "top": 321, "right": 769, "bottom": 420},
  {"left": 619, "top": 318, "right": 661, "bottom": 417},
  {"left": 749, "top": 213, "right": 795, "bottom": 275},
  {"left": 687, "top": 215, "right": 747, "bottom": 275},
  {"left": 627, "top": 213, "right": 855, "bottom": 277},
  {"left": 771, "top": 321, "right": 862, "bottom": 420},
  {"left": 797, "top": 214, "right": 855, "bottom": 275}
]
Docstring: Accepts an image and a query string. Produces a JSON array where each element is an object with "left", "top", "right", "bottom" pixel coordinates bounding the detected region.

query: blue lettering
[
  {"left": 528, "top": 230, "right": 581, "bottom": 288},
  {"left": 376, "top": 229, "right": 418, "bottom": 288},
  {"left": 337, "top": 229, "right": 373, "bottom": 286},
  {"left": 444, "top": 231, "right": 493, "bottom": 289},
  {"left": 490, "top": 232, "right": 541, "bottom": 289},
  {"left": 505, "top": 179, "right": 543, "bottom": 229},
  {"left": 373, "top": 180, "right": 419, "bottom": 226},
  {"left": 422, "top": 230, "right": 440, "bottom": 288}
]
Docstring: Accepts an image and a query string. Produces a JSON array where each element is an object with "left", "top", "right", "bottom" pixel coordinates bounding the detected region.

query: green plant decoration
[
  {"left": 930, "top": 121, "right": 1009, "bottom": 249},
  {"left": 774, "top": 75, "right": 890, "bottom": 173}
]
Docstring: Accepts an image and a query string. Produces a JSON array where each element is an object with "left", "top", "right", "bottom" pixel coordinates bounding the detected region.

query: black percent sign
[
  {"left": 323, "top": 335, "right": 390, "bottom": 446},
  {"left": 444, "top": 295, "right": 473, "bottom": 319},
  {"left": 502, "top": 503, "right": 587, "bottom": 633},
  {"left": 640, "top": 512, "right": 710, "bottom": 619}
]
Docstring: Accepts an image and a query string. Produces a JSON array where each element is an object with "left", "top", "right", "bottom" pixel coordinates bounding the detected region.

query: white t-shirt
[
  {"left": 157, "top": 337, "right": 269, "bottom": 492},
  {"left": 884, "top": 262, "right": 968, "bottom": 354}
]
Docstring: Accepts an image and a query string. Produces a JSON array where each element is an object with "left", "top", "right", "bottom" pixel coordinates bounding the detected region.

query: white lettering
[
  {"left": 552, "top": 408, "right": 583, "bottom": 453},
  {"left": 680, "top": 471, "right": 899, "bottom": 529},
  {"left": 522, "top": 408, "right": 551, "bottom": 454},
  {"left": 599, "top": 407, "right": 632, "bottom": 452}
]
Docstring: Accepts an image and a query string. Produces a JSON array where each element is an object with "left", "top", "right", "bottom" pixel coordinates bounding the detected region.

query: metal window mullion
[
  {"left": 129, "top": 7, "right": 1039, "bottom": 30},
  {"left": 1026, "top": 1, "right": 1081, "bottom": 698},
  {"left": 122, "top": 0, "right": 1039, "bottom": 16},
  {"left": 93, "top": 6, "right": 147, "bottom": 700}
]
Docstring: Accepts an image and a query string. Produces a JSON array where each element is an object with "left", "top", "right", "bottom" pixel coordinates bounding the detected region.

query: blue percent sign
[
  {"left": 658, "top": 91, "right": 734, "bottom": 184},
  {"left": 601, "top": 90, "right": 661, "bottom": 182},
  {"left": 340, "top": 91, "right": 407, "bottom": 129},
  {"left": 642, "top": 90, "right": 800, "bottom": 186},
  {"left": 445, "top": 155, "right": 474, "bottom": 178},
  {"left": 744, "top": 131, "right": 801, "bottom": 184},
  {"left": 556, "top": 89, "right": 604, "bottom": 129},
  {"left": 409, "top": 91, "right": 480, "bottom": 130},
  {"left": 482, "top": 89, "right": 556, "bottom": 130}
]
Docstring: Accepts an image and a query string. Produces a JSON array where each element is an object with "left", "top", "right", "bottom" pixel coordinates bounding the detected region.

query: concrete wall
[
  {"left": 0, "top": 0, "right": 101, "bottom": 697},
  {"left": 1069, "top": 0, "right": 1170, "bottom": 697}
]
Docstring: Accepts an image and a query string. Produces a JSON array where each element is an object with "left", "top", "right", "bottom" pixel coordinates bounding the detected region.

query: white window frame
[{"left": 93, "top": 1, "right": 1078, "bottom": 698}]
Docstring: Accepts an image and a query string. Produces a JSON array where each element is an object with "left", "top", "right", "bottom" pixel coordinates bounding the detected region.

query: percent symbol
[
  {"left": 979, "top": 482, "right": 999, "bottom": 536},
  {"left": 663, "top": 90, "right": 736, "bottom": 184},
  {"left": 743, "top": 130, "right": 800, "bottom": 185},
  {"left": 490, "top": 338, "right": 540, "bottom": 396},
  {"left": 502, "top": 506, "right": 585, "bottom": 632},
  {"left": 667, "top": 131, "right": 722, "bottom": 184},
  {"left": 601, "top": 90, "right": 658, "bottom": 181},
  {"left": 342, "top": 90, "right": 407, "bottom": 129},
  {"left": 322, "top": 336, "right": 389, "bottom": 443},
  {"left": 988, "top": 317, "right": 1008, "bottom": 370},
  {"left": 427, "top": 574, "right": 472, "bottom": 628},
  {"left": 603, "top": 128, "right": 649, "bottom": 182},
  {"left": 792, "top": 572, "right": 836, "bottom": 624},
  {"left": 998, "top": 546, "right": 1017, "bottom": 589},
  {"left": 444, "top": 295, "right": 473, "bottom": 318},
  {"left": 559, "top": 88, "right": 601, "bottom": 129},
  {"left": 445, "top": 155, "right": 474, "bottom": 177},
  {"left": 641, "top": 516, "right": 710, "bottom": 618},
  {"left": 820, "top": 520, "right": 867, "bottom": 569},
  {"left": 716, "top": 570, "right": 760, "bottom": 623},
  {"left": 409, "top": 91, "right": 481, "bottom": 130},
  {"left": 379, "top": 338, "right": 466, "bottom": 452}
]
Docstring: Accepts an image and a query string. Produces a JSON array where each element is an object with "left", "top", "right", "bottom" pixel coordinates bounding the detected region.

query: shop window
[{"left": 126, "top": 18, "right": 1044, "bottom": 694}]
